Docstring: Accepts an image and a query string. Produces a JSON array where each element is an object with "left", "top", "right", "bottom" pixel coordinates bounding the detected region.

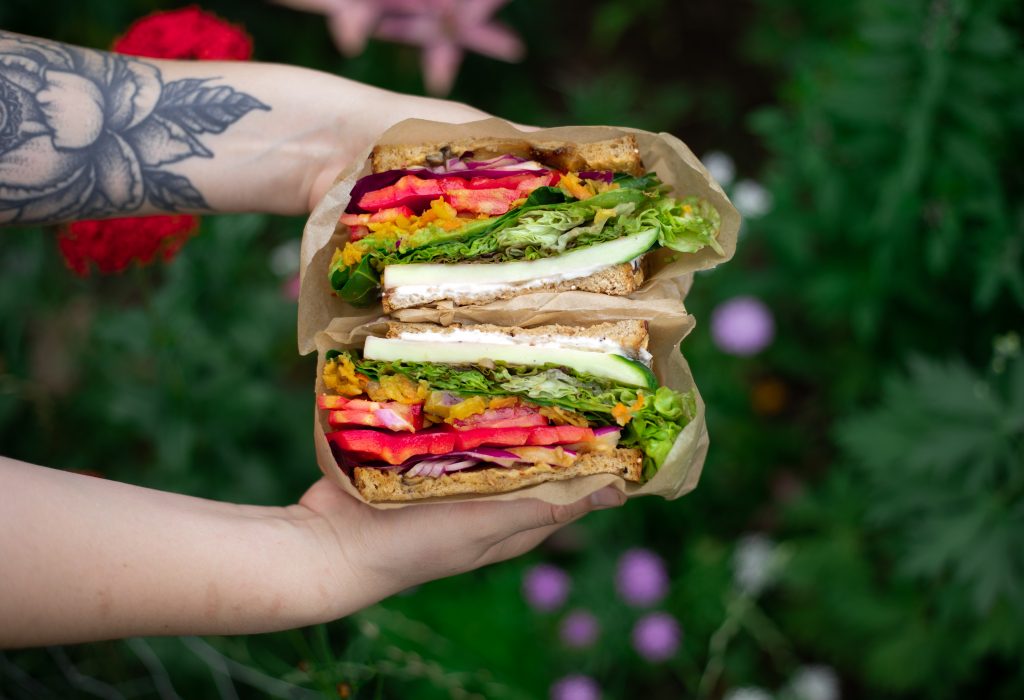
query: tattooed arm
[{"left": 0, "top": 30, "right": 487, "bottom": 225}]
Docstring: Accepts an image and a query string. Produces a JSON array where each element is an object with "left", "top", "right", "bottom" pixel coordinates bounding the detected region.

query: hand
[
  {"left": 305, "top": 92, "right": 492, "bottom": 211},
  {"left": 293, "top": 477, "right": 626, "bottom": 617}
]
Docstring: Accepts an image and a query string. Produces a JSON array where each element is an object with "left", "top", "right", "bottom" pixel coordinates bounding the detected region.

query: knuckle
[{"left": 547, "top": 503, "right": 578, "bottom": 526}]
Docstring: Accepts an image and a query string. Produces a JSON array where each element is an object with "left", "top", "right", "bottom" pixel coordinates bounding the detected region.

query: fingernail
[{"left": 589, "top": 487, "right": 626, "bottom": 509}]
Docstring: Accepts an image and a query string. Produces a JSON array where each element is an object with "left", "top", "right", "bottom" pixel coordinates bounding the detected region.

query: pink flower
[
  {"left": 559, "top": 610, "right": 599, "bottom": 648},
  {"left": 550, "top": 674, "right": 600, "bottom": 700},
  {"left": 522, "top": 564, "right": 569, "bottom": 612},
  {"left": 615, "top": 548, "right": 669, "bottom": 607},
  {"left": 375, "top": 0, "right": 525, "bottom": 95},
  {"left": 282, "top": 273, "right": 302, "bottom": 301},
  {"left": 272, "top": 0, "right": 389, "bottom": 57},
  {"left": 632, "top": 612, "right": 681, "bottom": 662},
  {"left": 711, "top": 296, "right": 775, "bottom": 356}
]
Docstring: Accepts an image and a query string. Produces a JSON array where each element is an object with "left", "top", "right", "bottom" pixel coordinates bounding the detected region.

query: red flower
[
  {"left": 58, "top": 216, "right": 200, "bottom": 276},
  {"left": 113, "top": 6, "right": 253, "bottom": 61},
  {"left": 58, "top": 7, "right": 254, "bottom": 275}
]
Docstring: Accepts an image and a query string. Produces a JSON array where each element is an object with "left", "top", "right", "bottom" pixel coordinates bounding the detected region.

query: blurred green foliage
[{"left": 1, "top": 0, "right": 1023, "bottom": 698}]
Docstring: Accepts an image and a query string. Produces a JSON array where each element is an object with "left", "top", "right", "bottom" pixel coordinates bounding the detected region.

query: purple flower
[
  {"left": 615, "top": 548, "right": 669, "bottom": 607},
  {"left": 559, "top": 610, "right": 599, "bottom": 648},
  {"left": 632, "top": 612, "right": 681, "bottom": 662},
  {"left": 522, "top": 564, "right": 569, "bottom": 612},
  {"left": 711, "top": 296, "right": 775, "bottom": 356},
  {"left": 550, "top": 674, "right": 601, "bottom": 700}
]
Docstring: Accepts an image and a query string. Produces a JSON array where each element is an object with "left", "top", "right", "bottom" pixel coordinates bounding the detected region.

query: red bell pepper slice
[
  {"left": 327, "top": 424, "right": 595, "bottom": 465},
  {"left": 450, "top": 426, "right": 534, "bottom": 450},
  {"left": 327, "top": 428, "right": 455, "bottom": 464},
  {"left": 447, "top": 425, "right": 593, "bottom": 450},
  {"left": 526, "top": 425, "right": 593, "bottom": 445}
]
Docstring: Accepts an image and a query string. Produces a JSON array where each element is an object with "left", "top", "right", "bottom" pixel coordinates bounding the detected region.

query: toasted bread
[
  {"left": 370, "top": 135, "right": 644, "bottom": 176},
  {"left": 386, "top": 319, "right": 650, "bottom": 358},
  {"left": 381, "top": 257, "right": 647, "bottom": 313},
  {"left": 353, "top": 448, "right": 643, "bottom": 502}
]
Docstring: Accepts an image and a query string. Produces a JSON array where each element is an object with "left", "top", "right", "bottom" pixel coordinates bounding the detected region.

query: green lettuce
[
  {"left": 628, "top": 195, "right": 723, "bottom": 255},
  {"left": 338, "top": 351, "right": 697, "bottom": 477}
]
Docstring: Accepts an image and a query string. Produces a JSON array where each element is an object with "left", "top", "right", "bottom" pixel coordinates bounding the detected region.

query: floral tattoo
[{"left": 0, "top": 31, "right": 269, "bottom": 224}]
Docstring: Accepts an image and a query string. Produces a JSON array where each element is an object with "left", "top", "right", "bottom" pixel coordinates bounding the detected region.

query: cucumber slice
[
  {"left": 382, "top": 229, "right": 658, "bottom": 290},
  {"left": 364, "top": 337, "right": 655, "bottom": 388}
]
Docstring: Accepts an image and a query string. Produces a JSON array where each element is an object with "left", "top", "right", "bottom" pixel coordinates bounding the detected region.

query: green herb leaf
[{"left": 338, "top": 256, "right": 381, "bottom": 305}]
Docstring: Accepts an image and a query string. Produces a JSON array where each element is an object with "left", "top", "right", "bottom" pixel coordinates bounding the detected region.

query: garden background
[{"left": 1, "top": 0, "right": 1023, "bottom": 698}]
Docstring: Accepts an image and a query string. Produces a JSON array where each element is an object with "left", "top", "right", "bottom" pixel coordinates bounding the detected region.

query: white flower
[
  {"left": 733, "top": 179, "right": 772, "bottom": 218},
  {"left": 269, "top": 238, "right": 302, "bottom": 276},
  {"left": 788, "top": 665, "right": 840, "bottom": 700},
  {"left": 702, "top": 150, "right": 736, "bottom": 187},
  {"left": 725, "top": 687, "right": 774, "bottom": 700},
  {"left": 733, "top": 533, "right": 779, "bottom": 596}
]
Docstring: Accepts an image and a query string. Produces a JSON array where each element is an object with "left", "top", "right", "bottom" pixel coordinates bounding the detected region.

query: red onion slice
[
  {"left": 576, "top": 170, "right": 615, "bottom": 183},
  {"left": 443, "top": 459, "right": 479, "bottom": 472}
]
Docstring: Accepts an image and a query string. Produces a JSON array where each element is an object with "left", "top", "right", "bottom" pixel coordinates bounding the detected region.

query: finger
[
  {"left": 479, "top": 486, "right": 626, "bottom": 539},
  {"left": 484, "top": 522, "right": 569, "bottom": 565}
]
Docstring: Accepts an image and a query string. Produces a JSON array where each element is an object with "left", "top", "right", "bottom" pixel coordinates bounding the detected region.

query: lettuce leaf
[
  {"left": 343, "top": 351, "right": 696, "bottom": 477},
  {"left": 628, "top": 195, "right": 723, "bottom": 255}
]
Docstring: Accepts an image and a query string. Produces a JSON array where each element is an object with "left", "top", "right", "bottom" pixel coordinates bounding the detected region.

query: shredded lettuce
[{"left": 343, "top": 351, "right": 696, "bottom": 477}]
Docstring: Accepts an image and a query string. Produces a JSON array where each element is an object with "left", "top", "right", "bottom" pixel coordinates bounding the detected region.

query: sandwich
[
  {"left": 318, "top": 320, "right": 697, "bottom": 502},
  {"left": 328, "top": 135, "right": 722, "bottom": 312}
]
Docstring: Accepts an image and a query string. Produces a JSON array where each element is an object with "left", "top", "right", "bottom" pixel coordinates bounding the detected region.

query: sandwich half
[
  {"left": 318, "top": 320, "right": 697, "bottom": 502},
  {"left": 328, "top": 135, "right": 722, "bottom": 312}
]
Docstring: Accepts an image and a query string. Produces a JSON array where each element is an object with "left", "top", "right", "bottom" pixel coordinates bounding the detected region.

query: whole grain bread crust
[
  {"left": 386, "top": 319, "right": 649, "bottom": 354},
  {"left": 381, "top": 257, "right": 646, "bottom": 313},
  {"left": 353, "top": 448, "right": 644, "bottom": 503},
  {"left": 370, "top": 135, "right": 644, "bottom": 176}
]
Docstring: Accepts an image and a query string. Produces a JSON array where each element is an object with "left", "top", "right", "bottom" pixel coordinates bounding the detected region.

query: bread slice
[
  {"left": 381, "top": 257, "right": 646, "bottom": 313},
  {"left": 371, "top": 135, "right": 644, "bottom": 176},
  {"left": 386, "top": 319, "right": 649, "bottom": 358},
  {"left": 353, "top": 448, "right": 643, "bottom": 502}
]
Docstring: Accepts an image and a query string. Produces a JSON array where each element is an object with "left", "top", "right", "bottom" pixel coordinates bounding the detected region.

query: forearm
[
  {"left": 154, "top": 60, "right": 486, "bottom": 214},
  {"left": 0, "top": 30, "right": 487, "bottom": 225},
  {"left": 0, "top": 458, "right": 377, "bottom": 647}
]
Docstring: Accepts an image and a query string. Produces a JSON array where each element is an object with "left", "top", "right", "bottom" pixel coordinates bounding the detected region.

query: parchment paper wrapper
[
  {"left": 312, "top": 300, "right": 709, "bottom": 509},
  {"left": 297, "top": 118, "right": 740, "bottom": 355}
]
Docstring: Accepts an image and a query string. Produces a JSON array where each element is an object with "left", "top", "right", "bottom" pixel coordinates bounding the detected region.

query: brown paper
[
  {"left": 311, "top": 302, "right": 708, "bottom": 509},
  {"left": 297, "top": 118, "right": 739, "bottom": 355}
]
